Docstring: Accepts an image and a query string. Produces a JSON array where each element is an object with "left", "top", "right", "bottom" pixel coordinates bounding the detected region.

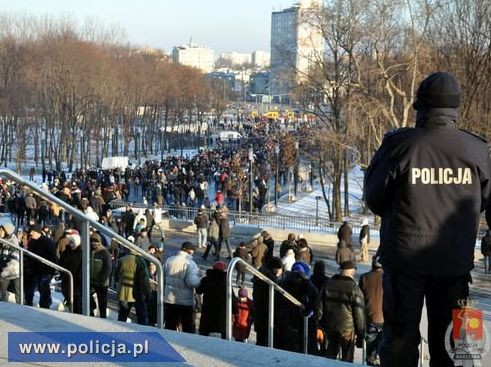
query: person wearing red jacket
[{"left": 233, "top": 288, "right": 254, "bottom": 342}]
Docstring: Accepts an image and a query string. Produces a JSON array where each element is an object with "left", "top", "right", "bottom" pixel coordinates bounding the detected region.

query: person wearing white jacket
[
  {"left": 0, "top": 223, "right": 21, "bottom": 303},
  {"left": 282, "top": 249, "right": 296, "bottom": 272},
  {"left": 85, "top": 206, "right": 99, "bottom": 222},
  {"left": 164, "top": 242, "right": 202, "bottom": 333}
]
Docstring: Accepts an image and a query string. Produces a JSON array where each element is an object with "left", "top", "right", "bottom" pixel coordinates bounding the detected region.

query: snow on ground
[{"left": 277, "top": 165, "right": 367, "bottom": 222}]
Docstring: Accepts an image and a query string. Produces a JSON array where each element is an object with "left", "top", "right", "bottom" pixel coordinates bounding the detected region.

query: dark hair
[{"left": 298, "top": 238, "right": 308, "bottom": 248}]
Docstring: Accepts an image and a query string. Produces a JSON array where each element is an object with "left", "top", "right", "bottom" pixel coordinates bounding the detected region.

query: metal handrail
[
  {"left": 0, "top": 169, "right": 164, "bottom": 328},
  {"left": 0, "top": 237, "right": 74, "bottom": 312},
  {"left": 226, "top": 257, "right": 309, "bottom": 353},
  {"left": 109, "top": 201, "right": 365, "bottom": 234}
]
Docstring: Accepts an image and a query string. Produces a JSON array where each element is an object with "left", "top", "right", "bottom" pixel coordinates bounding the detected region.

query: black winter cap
[
  {"left": 267, "top": 257, "right": 283, "bottom": 270},
  {"left": 413, "top": 72, "right": 461, "bottom": 110}
]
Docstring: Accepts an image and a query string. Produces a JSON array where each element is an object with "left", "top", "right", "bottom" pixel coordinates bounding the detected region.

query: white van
[{"left": 219, "top": 131, "right": 242, "bottom": 142}]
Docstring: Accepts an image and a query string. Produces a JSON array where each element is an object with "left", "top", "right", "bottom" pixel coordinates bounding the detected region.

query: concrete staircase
[{"left": 0, "top": 302, "right": 361, "bottom": 367}]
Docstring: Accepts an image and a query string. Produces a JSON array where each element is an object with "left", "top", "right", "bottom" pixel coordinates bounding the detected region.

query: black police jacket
[{"left": 364, "top": 111, "right": 491, "bottom": 275}]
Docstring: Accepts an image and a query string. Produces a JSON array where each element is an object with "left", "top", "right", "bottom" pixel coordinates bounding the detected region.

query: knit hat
[
  {"left": 29, "top": 223, "right": 43, "bottom": 234},
  {"left": 413, "top": 72, "right": 461, "bottom": 110},
  {"left": 213, "top": 260, "right": 227, "bottom": 272},
  {"left": 267, "top": 257, "right": 283, "bottom": 270},
  {"left": 181, "top": 241, "right": 196, "bottom": 252},
  {"left": 239, "top": 288, "right": 248, "bottom": 298},
  {"left": 291, "top": 261, "right": 311, "bottom": 280},
  {"left": 68, "top": 232, "right": 81, "bottom": 248}
]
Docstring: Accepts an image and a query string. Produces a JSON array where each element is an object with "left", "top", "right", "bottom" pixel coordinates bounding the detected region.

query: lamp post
[
  {"left": 294, "top": 141, "right": 299, "bottom": 197},
  {"left": 249, "top": 148, "right": 254, "bottom": 214},
  {"left": 274, "top": 144, "right": 280, "bottom": 206}
]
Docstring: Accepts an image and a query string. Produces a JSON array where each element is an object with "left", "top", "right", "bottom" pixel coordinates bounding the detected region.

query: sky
[{"left": 0, "top": 0, "right": 296, "bottom": 54}]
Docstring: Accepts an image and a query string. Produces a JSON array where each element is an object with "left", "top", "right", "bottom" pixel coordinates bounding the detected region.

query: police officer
[{"left": 364, "top": 72, "right": 491, "bottom": 367}]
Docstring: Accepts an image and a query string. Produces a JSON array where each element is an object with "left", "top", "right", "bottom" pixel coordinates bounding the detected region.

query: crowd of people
[
  {"left": 163, "top": 219, "right": 383, "bottom": 365},
  {"left": 0, "top": 174, "right": 381, "bottom": 365}
]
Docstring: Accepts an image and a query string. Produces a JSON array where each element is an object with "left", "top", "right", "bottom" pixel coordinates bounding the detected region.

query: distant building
[
  {"left": 219, "top": 52, "right": 252, "bottom": 67},
  {"left": 207, "top": 70, "right": 236, "bottom": 91},
  {"left": 270, "top": 0, "right": 323, "bottom": 97},
  {"left": 249, "top": 71, "right": 270, "bottom": 95},
  {"left": 252, "top": 50, "right": 271, "bottom": 69},
  {"left": 172, "top": 42, "right": 215, "bottom": 73}
]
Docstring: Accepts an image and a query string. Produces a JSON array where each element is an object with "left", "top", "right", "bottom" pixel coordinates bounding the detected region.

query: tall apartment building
[
  {"left": 270, "top": 0, "right": 323, "bottom": 97},
  {"left": 172, "top": 42, "right": 215, "bottom": 73}
]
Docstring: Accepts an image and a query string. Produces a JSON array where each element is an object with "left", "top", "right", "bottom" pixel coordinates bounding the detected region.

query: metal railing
[
  {"left": 225, "top": 257, "right": 309, "bottom": 353},
  {"left": 0, "top": 169, "right": 165, "bottom": 328},
  {"left": 109, "top": 201, "right": 370, "bottom": 235},
  {"left": 0, "top": 237, "right": 74, "bottom": 312},
  {"left": 109, "top": 200, "right": 489, "bottom": 239}
]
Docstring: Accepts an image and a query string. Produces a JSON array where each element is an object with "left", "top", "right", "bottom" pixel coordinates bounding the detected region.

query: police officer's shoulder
[
  {"left": 458, "top": 128, "right": 487, "bottom": 143},
  {"left": 382, "top": 127, "right": 413, "bottom": 142}
]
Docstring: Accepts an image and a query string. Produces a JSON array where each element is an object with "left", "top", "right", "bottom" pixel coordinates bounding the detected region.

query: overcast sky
[{"left": 1, "top": 0, "right": 296, "bottom": 53}]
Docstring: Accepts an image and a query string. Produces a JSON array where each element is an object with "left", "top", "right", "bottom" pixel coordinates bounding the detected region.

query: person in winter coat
[
  {"left": 58, "top": 231, "right": 82, "bottom": 314},
  {"left": 233, "top": 288, "right": 254, "bottom": 342},
  {"left": 0, "top": 223, "right": 21, "bottom": 303},
  {"left": 203, "top": 216, "right": 219, "bottom": 260},
  {"left": 233, "top": 242, "right": 249, "bottom": 287},
  {"left": 25, "top": 193, "right": 37, "bottom": 223},
  {"left": 481, "top": 229, "right": 491, "bottom": 274},
  {"left": 282, "top": 249, "right": 296, "bottom": 272},
  {"left": 315, "top": 261, "right": 365, "bottom": 362},
  {"left": 296, "top": 238, "right": 313, "bottom": 265},
  {"left": 196, "top": 261, "right": 235, "bottom": 338},
  {"left": 115, "top": 250, "right": 151, "bottom": 325},
  {"left": 217, "top": 215, "right": 232, "bottom": 260},
  {"left": 25, "top": 224, "right": 57, "bottom": 309},
  {"left": 90, "top": 190, "right": 106, "bottom": 218},
  {"left": 261, "top": 231, "right": 275, "bottom": 265},
  {"left": 365, "top": 72, "right": 491, "bottom": 367},
  {"left": 123, "top": 206, "right": 136, "bottom": 237},
  {"left": 309, "top": 260, "right": 330, "bottom": 356},
  {"left": 144, "top": 208, "right": 154, "bottom": 235},
  {"left": 146, "top": 262, "right": 158, "bottom": 326},
  {"left": 194, "top": 208, "right": 208, "bottom": 249},
  {"left": 52, "top": 221, "right": 65, "bottom": 245},
  {"left": 336, "top": 239, "right": 356, "bottom": 265},
  {"left": 275, "top": 261, "right": 318, "bottom": 353},
  {"left": 14, "top": 194, "right": 26, "bottom": 227},
  {"left": 337, "top": 221, "right": 353, "bottom": 247},
  {"left": 251, "top": 237, "right": 268, "bottom": 269},
  {"left": 359, "top": 257, "right": 384, "bottom": 366},
  {"left": 134, "top": 218, "right": 146, "bottom": 237},
  {"left": 279, "top": 233, "right": 298, "bottom": 258},
  {"left": 252, "top": 257, "right": 283, "bottom": 346},
  {"left": 310, "top": 260, "right": 330, "bottom": 293},
  {"left": 216, "top": 190, "right": 224, "bottom": 206},
  {"left": 89, "top": 233, "right": 112, "bottom": 318},
  {"left": 359, "top": 218, "right": 370, "bottom": 263},
  {"left": 164, "top": 242, "right": 202, "bottom": 333},
  {"left": 135, "top": 228, "right": 151, "bottom": 251}
]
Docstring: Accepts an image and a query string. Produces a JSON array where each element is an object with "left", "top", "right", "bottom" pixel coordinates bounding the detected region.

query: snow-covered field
[{"left": 277, "top": 165, "right": 367, "bottom": 222}]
